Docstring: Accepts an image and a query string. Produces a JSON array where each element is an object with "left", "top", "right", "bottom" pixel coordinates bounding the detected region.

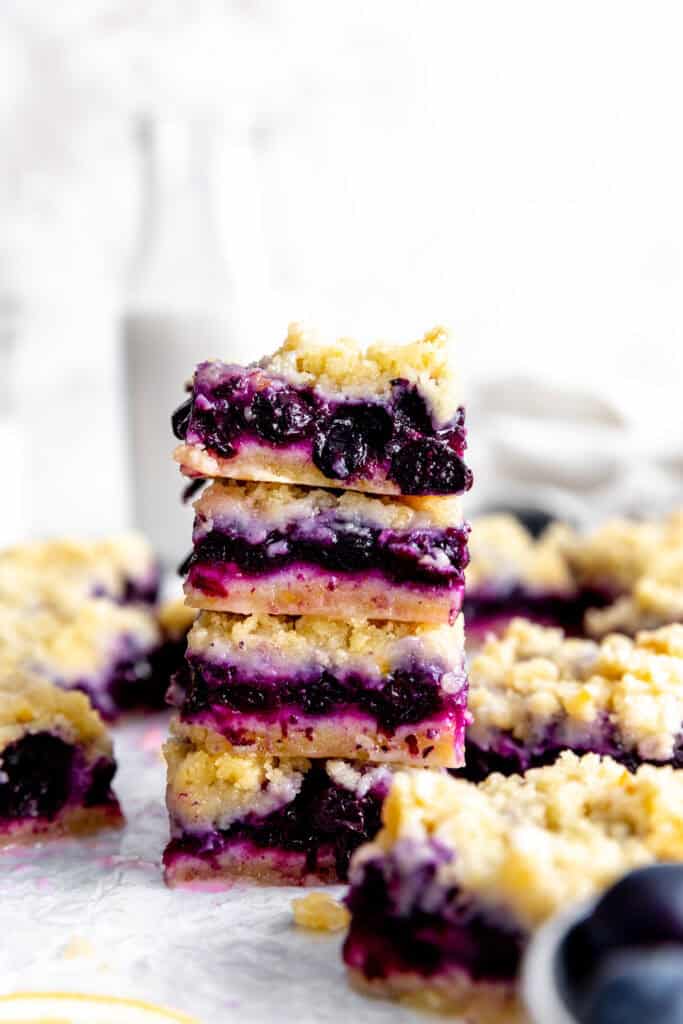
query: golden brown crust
[{"left": 0, "top": 803, "right": 123, "bottom": 846}]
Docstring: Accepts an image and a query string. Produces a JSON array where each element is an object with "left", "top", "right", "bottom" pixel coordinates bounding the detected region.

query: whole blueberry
[
  {"left": 251, "top": 388, "right": 313, "bottom": 445},
  {"left": 586, "top": 865, "right": 683, "bottom": 954},
  {"left": 0, "top": 733, "right": 73, "bottom": 819},
  {"left": 583, "top": 948, "right": 683, "bottom": 1024},
  {"left": 313, "top": 413, "right": 369, "bottom": 480},
  {"left": 390, "top": 439, "right": 473, "bottom": 495}
]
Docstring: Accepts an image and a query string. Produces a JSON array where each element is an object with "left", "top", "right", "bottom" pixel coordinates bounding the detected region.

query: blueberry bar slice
[
  {"left": 169, "top": 611, "right": 468, "bottom": 767},
  {"left": 0, "top": 669, "right": 122, "bottom": 844},
  {"left": 463, "top": 515, "right": 606, "bottom": 642},
  {"left": 0, "top": 533, "right": 160, "bottom": 607},
  {"left": 343, "top": 752, "right": 683, "bottom": 1013},
  {"left": 461, "top": 619, "right": 683, "bottom": 782},
  {"left": 163, "top": 721, "right": 397, "bottom": 885},
  {"left": 1, "top": 597, "right": 167, "bottom": 720},
  {"left": 182, "top": 481, "right": 469, "bottom": 623},
  {"left": 173, "top": 324, "right": 472, "bottom": 496}
]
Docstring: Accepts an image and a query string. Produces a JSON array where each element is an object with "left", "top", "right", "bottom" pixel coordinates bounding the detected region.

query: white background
[{"left": 0, "top": 1, "right": 681, "bottom": 542}]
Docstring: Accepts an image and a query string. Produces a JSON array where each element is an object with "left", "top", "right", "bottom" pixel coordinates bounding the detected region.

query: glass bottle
[{"left": 123, "top": 115, "right": 234, "bottom": 568}]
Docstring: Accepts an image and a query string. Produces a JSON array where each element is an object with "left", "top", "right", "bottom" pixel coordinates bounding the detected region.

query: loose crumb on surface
[{"left": 292, "top": 892, "right": 350, "bottom": 932}]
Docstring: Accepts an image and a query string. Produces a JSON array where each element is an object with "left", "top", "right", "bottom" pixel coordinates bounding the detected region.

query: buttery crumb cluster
[{"left": 165, "top": 325, "right": 472, "bottom": 887}]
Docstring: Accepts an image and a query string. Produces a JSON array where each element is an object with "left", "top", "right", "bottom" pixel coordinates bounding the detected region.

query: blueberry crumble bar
[
  {"left": 463, "top": 516, "right": 605, "bottom": 640},
  {"left": 182, "top": 480, "right": 469, "bottom": 623},
  {"left": 0, "top": 597, "right": 166, "bottom": 720},
  {"left": 168, "top": 611, "right": 468, "bottom": 767},
  {"left": 565, "top": 510, "right": 683, "bottom": 635},
  {"left": 343, "top": 752, "right": 683, "bottom": 1011},
  {"left": 461, "top": 618, "right": 683, "bottom": 781},
  {"left": 0, "top": 533, "right": 160, "bottom": 608},
  {"left": 0, "top": 669, "right": 122, "bottom": 843},
  {"left": 173, "top": 324, "right": 472, "bottom": 496},
  {"left": 163, "top": 720, "right": 398, "bottom": 885}
]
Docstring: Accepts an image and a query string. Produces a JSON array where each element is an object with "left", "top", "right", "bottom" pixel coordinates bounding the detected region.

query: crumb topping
[
  {"left": 165, "top": 722, "right": 310, "bottom": 831},
  {"left": 195, "top": 479, "right": 463, "bottom": 532},
  {"left": 0, "top": 598, "right": 160, "bottom": 681},
  {"left": 257, "top": 323, "right": 461, "bottom": 425},
  {"left": 466, "top": 516, "right": 573, "bottom": 592},
  {"left": 0, "top": 533, "right": 156, "bottom": 605},
  {"left": 565, "top": 510, "right": 683, "bottom": 592},
  {"left": 187, "top": 611, "right": 464, "bottom": 675},
  {"left": 468, "top": 619, "right": 683, "bottom": 760},
  {"left": 0, "top": 667, "right": 111, "bottom": 757},
  {"left": 366, "top": 751, "right": 683, "bottom": 929},
  {"left": 585, "top": 542, "right": 683, "bottom": 637},
  {"left": 292, "top": 892, "right": 350, "bottom": 931}
]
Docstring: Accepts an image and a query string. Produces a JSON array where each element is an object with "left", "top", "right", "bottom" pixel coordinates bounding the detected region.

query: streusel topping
[
  {"left": 165, "top": 722, "right": 310, "bottom": 831},
  {"left": 565, "top": 510, "right": 683, "bottom": 592},
  {"left": 258, "top": 324, "right": 461, "bottom": 425},
  {"left": 188, "top": 611, "right": 464, "bottom": 674},
  {"left": 0, "top": 668, "right": 111, "bottom": 756},
  {"left": 365, "top": 751, "right": 683, "bottom": 929},
  {"left": 585, "top": 544, "right": 683, "bottom": 637},
  {"left": 469, "top": 619, "right": 683, "bottom": 760},
  {"left": 0, "top": 598, "right": 160, "bottom": 680},
  {"left": 466, "top": 516, "right": 573, "bottom": 592},
  {"left": 0, "top": 533, "right": 156, "bottom": 605},
  {"left": 196, "top": 479, "right": 463, "bottom": 532}
]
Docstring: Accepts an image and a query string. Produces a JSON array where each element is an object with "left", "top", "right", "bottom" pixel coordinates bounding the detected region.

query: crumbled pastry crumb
[
  {"left": 258, "top": 323, "right": 461, "bottom": 425},
  {"left": 0, "top": 667, "right": 111, "bottom": 758},
  {"left": 0, "top": 532, "right": 155, "bottom": 605},
  {"left": 62, "top": 935, "right": 94, "bottom": 959},
  {"left": 466, "top": 516, "right": 574, "bottom": 592},
  {"left": 196, "top": 479, "right": 463, "bottom": 531},
  {"left": 469, "top": 619, "right": 683, "bottom": 760},
  {"left": 585, "top": 544, "right": 683, "bottom": 636},
  {"left": 188, "top": 611, "right": 464, "bottom": 674},
  {"left": 366, "top": 750, "right": 683, "bottom": 930},
  {"left": 292, "top": 892, "right": 350, "bottom": 931}
]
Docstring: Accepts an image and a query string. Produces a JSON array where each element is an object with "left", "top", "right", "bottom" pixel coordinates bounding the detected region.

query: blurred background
[{"left": 0, "top": 1, "right": 681, "bottom": 564}]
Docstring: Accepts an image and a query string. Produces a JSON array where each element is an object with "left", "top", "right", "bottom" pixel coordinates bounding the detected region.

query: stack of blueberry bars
[{"left": 164, "top": 324, "right": 473, "bottom": 886}]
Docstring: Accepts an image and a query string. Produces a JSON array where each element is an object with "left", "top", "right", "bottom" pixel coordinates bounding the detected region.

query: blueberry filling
[
  {"left": 173, "top": 365, "right": 471, "bottom": 494},
  {"left": 0, "top": 732, "right": 116, "bottom": 822},
  {"left": 185, "top": 521, "right": 470, "bottom": 588},
  {"left": 164, "top": 762, "right": 388, "bottom": 880},
  {"left": 175, "top": 658, "right": 466, "bottom": 735},
  {"left": 69, "top": 639, "right": 173, "bottom": 720},
  {"left": 464, "top": 585, "right": 612, "bottom": 636},
  {"left": 457, "top": 723, "right": 683, "bottom": 783},
  {"left": 343, "top": 842, "right": 524, "bottom": 983}
]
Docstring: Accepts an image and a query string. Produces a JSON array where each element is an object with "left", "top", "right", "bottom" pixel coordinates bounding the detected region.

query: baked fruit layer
[
  {"left": 170, "top": 612, "right": 468, "bottom": 767},
  {"left": 0, "top": 670, "right": 122, "bottom": 843},
  {"left": 343, "top": 753, "right": 683, "bottom": 1009},
  {"left": 182, "top": 481, "right": 468, "bottom": 623},
  {"left": 459, "top": 619, "right": 683, "bottom": 781},
  {"left": 173, "top": 325, "right": 472, "bottom": 496},
  {"left": 163, "top": 724, "right": 398, "bottom": 886}
]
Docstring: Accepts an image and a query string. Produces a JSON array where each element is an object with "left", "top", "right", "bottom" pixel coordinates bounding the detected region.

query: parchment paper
[{"left": 0, "top": 714, "right": 427, "bottom": 1024}]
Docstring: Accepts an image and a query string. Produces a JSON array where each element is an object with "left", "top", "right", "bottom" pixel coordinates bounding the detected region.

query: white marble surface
[
  {"left": 0, "top": 1, "right": 681, "bottom": 544},
  {"left": 0, "top": 713, "right": 429, "bottom": 1024}
]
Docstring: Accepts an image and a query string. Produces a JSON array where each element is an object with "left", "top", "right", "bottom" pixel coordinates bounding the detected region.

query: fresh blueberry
[
  {"left": 313, "top": 413, "right": 369, "bottom": 480},
  {"left": 390, "top": 439, "right": 473, "bottom": 494},
  {"left": 582, "top": 948, "right": 683, "bottom": 1024},
  {"left": 251, "top": 387, "right": 313, "bottom": 445},
  {"left": 171, "top": 397, "right": 193, "bottom": 440},
  {"left": 586, "top": 865, "right": 683, "bottom": 953}
]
